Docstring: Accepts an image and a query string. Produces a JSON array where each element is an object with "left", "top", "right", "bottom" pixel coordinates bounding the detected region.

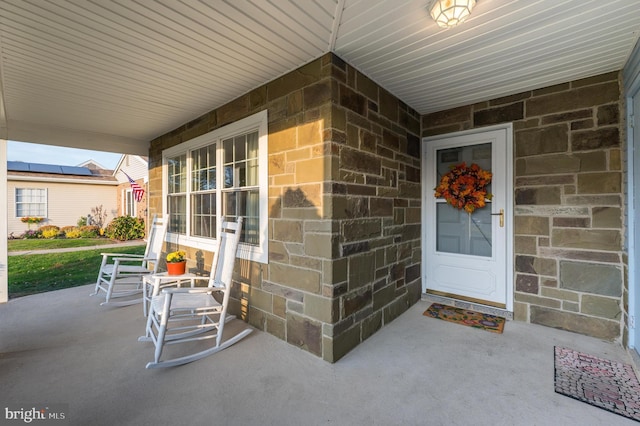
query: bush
[
  {"left": 21, "top": 230, "right": 42, "bottom": 239},
  {"left": 60, "top": 226, "right": 76, "bottom": 236},
  {"left": 105, "top": 216, "right": 145, "bottom": 241},
  {"left": 65, "top": 228, "right": 82, "bottom": 239},
  {"left": 77, "top": 216, "right": 87, "bottom": 227},
  {"left": 79, "top": 225, "right": 100, "bottom": 238},
  {"left": 90, "top": 205, "right": 107, "bottom": 228},
  {"left": 42, "top": 229, "right": 59, "bottom": 239},
  {"left": 38, "top": 225, "right": 60, "bottom": 234}
]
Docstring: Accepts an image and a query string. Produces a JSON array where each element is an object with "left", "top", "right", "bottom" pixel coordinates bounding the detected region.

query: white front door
[{"left": 422, "top": 124, "right": 513, "bottom": 310}]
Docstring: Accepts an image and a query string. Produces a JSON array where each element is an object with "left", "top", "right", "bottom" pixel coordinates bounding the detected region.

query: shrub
[
  {"left": 90, "top": 205, "right": 108, "bottom": 228},
  {"left": 38, "top": 225, "right": 60, "bottom": 232},
  {"left": 77, "top": 216, "right": 87, "bottom": 227},
  {"left": 65, "top": 228, "right": 82, "bottom": 239},
  {"left": 42, "top": 229, "right": 59, "bottom": 239},
  {"left": 79, "top": 225, "right": 100, "bottom": 238},
  {"left": 105, "top": 216, "right": 145, "bottom": 241},
  {"left": 60, "top": 226, "right": 76, "bottom": 236},
  {"left": 21, "top": 230, "right": 42, "bottom": 239}
]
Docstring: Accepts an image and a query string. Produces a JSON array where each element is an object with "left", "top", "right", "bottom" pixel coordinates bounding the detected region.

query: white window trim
[
  {"left": 123, "top": 188, "right": 137, "bottom": 216},
  {"left": 15, "top": 187, "right": 47, "bottom": 218},
  {"left": 162, "top": 110, "right": 269, "bottom": 264}
]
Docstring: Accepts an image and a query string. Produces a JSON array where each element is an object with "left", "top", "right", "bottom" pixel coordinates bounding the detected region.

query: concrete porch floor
[{"left": 0, "top": 284, "right": 637, "bottom": 426}]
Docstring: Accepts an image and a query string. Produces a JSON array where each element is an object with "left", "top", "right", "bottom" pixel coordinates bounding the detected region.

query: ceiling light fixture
[{"left": 430, "top": 0, "right": 476, "bottom": 29}]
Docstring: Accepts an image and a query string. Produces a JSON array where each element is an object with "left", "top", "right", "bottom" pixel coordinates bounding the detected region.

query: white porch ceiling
[{"left": 0, "top": 0, "right": 639, "bottom": 155}]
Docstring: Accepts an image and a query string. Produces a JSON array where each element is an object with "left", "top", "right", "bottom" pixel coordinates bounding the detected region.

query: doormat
[
  {"left": 422, "top": 303, "right": 505, "bottom": 333},
  {"left": 554, "top": 346, "right": 640, "bottom": 423}
]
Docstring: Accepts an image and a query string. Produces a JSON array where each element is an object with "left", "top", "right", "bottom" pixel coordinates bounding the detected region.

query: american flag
[{"left": 124, "top": 172, "right": 145, "bottom": 202}]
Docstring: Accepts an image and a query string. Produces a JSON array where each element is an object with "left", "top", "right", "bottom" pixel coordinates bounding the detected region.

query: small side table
[{"left": 142, "top": 272, "right": 194, "bottom": 317}]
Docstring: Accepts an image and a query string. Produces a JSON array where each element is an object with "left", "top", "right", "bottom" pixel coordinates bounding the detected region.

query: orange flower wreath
[{"left": 434, "top": 162, "right": 492, "bottom": 213}]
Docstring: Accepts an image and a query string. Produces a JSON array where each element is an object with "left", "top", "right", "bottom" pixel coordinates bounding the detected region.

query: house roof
[
  {"left": 7, "top": 161, "right": 117, "bottom": 183},
  {"left": 77, "top": 159, "right": 109, "bottom": 170},
  {"left": 0, "top": 0, "right": 639, "bottom": 156}
]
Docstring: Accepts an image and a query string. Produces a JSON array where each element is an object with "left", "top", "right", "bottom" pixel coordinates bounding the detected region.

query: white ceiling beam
[
  {"left": 329, "top": 0, "right": 346, "bottom": 51},
  {"left": 0, "top": 29, "right": 7, "bottom": 139},
  {"left": 6, "top": 120, "right": 148, "bottom": 156}
]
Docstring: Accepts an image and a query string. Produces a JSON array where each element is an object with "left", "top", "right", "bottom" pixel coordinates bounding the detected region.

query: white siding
[
  {"left": 115, "top": 155, "right": 148, "bottom": 183},
  {"left": 7, "top": 180, "right": 117, "bottom": 236}
]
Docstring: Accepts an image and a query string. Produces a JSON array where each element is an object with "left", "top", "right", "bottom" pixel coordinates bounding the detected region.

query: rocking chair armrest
[
  {"left": 161, "top": 287, "right": 221, "bottom": 295},
  {"left": 100, "top": 252, "right": 146, "bottom": 259},
  {"left": 183, "top": 277, "right": 226, "bottom": 289},
  {"left": 112, "top": 256, "right": 152, "bottom": 264},
  {"left": 145, "top": 273, "right": 195, "bottom": 283}
]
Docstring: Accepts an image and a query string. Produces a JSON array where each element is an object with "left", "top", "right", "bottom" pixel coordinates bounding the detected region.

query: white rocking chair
[
  {"left": 91, "top": 214, "right": 168, "bottom": 306},
  {"left": 139, "top": 217, "right": 252, "bottom": 369}
]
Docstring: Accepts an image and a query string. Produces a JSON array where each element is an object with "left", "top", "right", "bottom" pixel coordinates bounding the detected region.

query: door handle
[{"left": 491, "top": 209, "right": 504, "bottom": 227}]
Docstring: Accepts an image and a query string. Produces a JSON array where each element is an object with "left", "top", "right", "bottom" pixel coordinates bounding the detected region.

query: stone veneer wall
[
  {"left": 422, "top": 71, "right": 626, "bottom": 343},
  {"left": 147, "top": 53, "right": 422, "bottom": 362},
  {"left": 327, "top": 56, "right": 423, "bottom": 361}
]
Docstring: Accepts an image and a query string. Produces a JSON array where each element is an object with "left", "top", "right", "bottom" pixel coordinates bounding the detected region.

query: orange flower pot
[{"left": 167, "top": 261, "right": 186, "bottom": 276}]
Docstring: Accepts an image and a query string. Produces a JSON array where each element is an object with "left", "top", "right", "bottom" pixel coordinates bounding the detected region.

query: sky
[{"left": 7, "top": 141, "right": 123, "bottom": 170}]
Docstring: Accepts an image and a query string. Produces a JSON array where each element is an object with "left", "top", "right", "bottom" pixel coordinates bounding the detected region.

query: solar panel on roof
[
  {"left": 60, "top": 166, "right": 92, "bottom": 176},
  {"left": 7, "top": 161, "right": 29, "bottom": 171},
  {"left": 8, "top": 161, "right": 96, "bottom": 176},
  {"left": 29, "top": 163, "right": 63, "bottom": 174}
]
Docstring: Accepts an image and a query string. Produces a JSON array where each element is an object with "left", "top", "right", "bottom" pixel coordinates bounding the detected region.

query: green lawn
[
  {"left": 8, "top": 245, "right": 147, "bottom": 298},
  {"left": 8, "top": 238, "right": 125, "bottom": 251}
]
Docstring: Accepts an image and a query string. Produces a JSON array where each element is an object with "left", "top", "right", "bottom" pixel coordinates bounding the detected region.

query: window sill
[{"left": 166, "top": 233, "right": 268, "bottom": 264}]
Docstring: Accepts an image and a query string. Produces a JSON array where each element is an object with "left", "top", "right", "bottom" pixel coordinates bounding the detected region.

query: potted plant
[
  {"left": 166, "top": 250, "right": 186, "bottom": 275},
  {"left": 20, "top": 216, "right": 45, "bottom": 230}
]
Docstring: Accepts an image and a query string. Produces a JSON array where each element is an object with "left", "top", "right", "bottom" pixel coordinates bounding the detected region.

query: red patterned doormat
[
  {"left": 422, "top": 303, "right": 505, "bottom": 333},
  {"left": 554, "top": 346, "right": 640, "bottom": 422}
]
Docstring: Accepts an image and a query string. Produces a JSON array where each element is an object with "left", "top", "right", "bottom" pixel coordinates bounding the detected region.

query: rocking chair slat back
[
  {"left": 144, "top": 215, "right": 168, "bottom": 272},
  {"left": 210, "top": 217, "right": 243, "bottom": 290}
]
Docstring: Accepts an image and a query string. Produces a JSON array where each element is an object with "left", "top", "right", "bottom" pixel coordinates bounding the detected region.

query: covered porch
[{"left": 1, "top": 285, "right": 634, "bottom": 425}]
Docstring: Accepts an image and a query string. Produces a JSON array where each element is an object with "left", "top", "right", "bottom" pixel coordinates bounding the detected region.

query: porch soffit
[{"left": 0, "top": 0, "right": 639, "bottom": 153}]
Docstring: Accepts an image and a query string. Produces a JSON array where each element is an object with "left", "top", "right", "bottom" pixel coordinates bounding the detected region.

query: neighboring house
[
  {"left": 7, "top": 160, "right": 118, "bottom": 236},
  {"left": 7, "top": 156, "right": 150, "bottom": 237},
  {"left": 112, "top": 155, "right": 148, "bottom": 219}
]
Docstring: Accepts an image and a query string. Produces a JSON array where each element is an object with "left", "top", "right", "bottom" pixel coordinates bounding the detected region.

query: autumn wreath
[{"left": 434, "top": 162, "right": 492, "bottom": 213}]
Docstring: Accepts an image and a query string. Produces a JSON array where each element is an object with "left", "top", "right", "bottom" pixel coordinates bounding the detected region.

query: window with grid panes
[
  {"left": 222, "top": 132, "right": 259, "bottom": 245},
  {"left": 191, "top": 144, "right": 217, "bottom": 238},
  {"left": 167, "top": 154, "right": 187, "bottom": 234},
  {"left": 16, "top": 188, "right": 47, "bottom": 217},
  {"left": 162, "top": 110, "right": 268, "bottom": 263}
]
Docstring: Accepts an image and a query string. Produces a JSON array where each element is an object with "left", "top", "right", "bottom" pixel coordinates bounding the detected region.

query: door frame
[
  {"left": 625, "top": 46, "right": 640, "bottom": 350},
  {"left": 421, "top": 123, "right": 514, "bottom": 312}
]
